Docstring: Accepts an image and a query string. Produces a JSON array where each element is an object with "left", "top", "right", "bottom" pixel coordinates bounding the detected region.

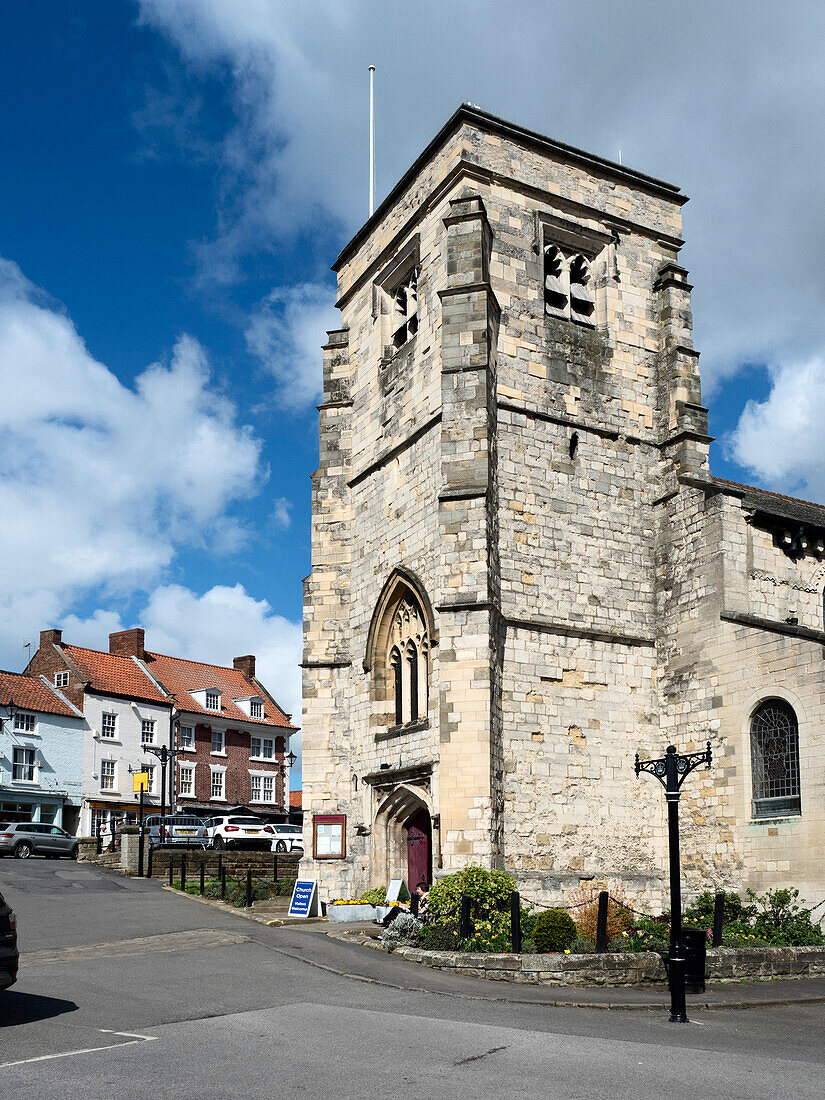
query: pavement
[{"left": 1, "top": 858, "right": 824, "bottom": 1098}]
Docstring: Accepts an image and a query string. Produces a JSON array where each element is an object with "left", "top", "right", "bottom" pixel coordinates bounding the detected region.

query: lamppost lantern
[
  {"left": 635, "top": 740, "right": 713, "bottom": 1024},
  {"left": 0, "top": 695, "right": 18, "bottom": 726},
  {"left": 286, "top": 750, "right": 297, "bottom": 768}
]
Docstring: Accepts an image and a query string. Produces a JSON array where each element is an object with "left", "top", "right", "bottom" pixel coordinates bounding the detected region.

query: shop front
[{"left": 0, "top": 790, "right": 78, "bottom": 830}]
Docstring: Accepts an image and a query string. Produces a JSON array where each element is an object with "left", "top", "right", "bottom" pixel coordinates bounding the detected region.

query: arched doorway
[
  {"left": 373, "top": 785, "right": 433, "bottom": 891},
  {"left": 406, "top": 808, "right": 432, "bottom": 888}
]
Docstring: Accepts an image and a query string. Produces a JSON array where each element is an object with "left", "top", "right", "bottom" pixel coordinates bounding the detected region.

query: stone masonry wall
[{"left": 302, "top": 109, "right": 825, "bottom": 910}]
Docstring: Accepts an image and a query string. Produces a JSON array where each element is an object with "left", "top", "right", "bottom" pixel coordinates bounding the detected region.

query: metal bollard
[
  {"left": 199, "top": 862, "right": 205, "bottom": 896},
  {"left": 273, "top": 853, "right": 278, "bottom": 881},
  {"left": 246, "top": 868, "right": 253, "bottom": 908},
  {"left": 595, "top": 891, "right": 609, "bottom": 953},
  {"left": 712, "top": 892, "right": 725, "bottom": 948},
  {"left": 138, "top": 830, "right": 145, "bottom": 879},
  {"left": 220, "top": 864, "right": 227, "bottom": 899},
  {"left": 510, "top": 891, "right": 522, "bottom": 953},
  {"left": 168, "top": 856, "right": 173, "bottom": 887},
  {"left": 217, "top": 853, "right": 223, "bottom": 881},
  {"left": 181, "top": 855, "right": 187, "bottom": 893},
  {"left": 147, "top": 843, "right": 153, "bottom": 879}
]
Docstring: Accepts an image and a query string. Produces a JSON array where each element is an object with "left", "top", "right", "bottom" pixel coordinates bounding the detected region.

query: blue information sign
[{"left": 288, "top": 879, "right": 319, "bottom": 918}]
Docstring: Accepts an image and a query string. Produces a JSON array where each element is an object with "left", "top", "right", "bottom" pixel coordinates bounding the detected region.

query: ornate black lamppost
[
  {"left": 635, "top": 742, "right": 712, "bottom": 1023},
  {"left": 144, "top": 744, "right": 178, "bottom": 836}
]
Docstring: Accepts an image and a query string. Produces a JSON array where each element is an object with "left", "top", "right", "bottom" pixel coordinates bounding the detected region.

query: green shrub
[
  {"left": 748, "top": 888, "right": 825, "bottom": 946},
  {"left": 532, "top": 909, "right": 577, "bottom": 953},
  {"left": 380, "top": 913, "right": 422, "bottom": 952},
  {"left": 426, "top": 865, "right": 517, "bottom": 926},
  {"left": 418, "top": 923, "right": 462, "bottom": 951},
  {"left": 684, "top": 890, "right": 752, "bottom": 928},
  {"left": 224, "top": 878, "right": 271, "bottom": 908},
  {"left": 463, "top": 913, "right": 515, "bottom": 953},
  {"left": 358, "top": 886, "right": 387, "bottom": 906}
]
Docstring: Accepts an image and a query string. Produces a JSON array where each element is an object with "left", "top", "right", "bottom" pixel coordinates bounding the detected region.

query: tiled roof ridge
[
  {"left": 64, "top": 642, "right": 141, "bottom": 663},
  {"left": 0, "top": 669, "right": 82, "bottom": 718},
  {"left": 145, "top": 650, "right": 252, "bottom": 677},
  {"left": 714, "top": 477, "right": 825, "bottom": 514}
]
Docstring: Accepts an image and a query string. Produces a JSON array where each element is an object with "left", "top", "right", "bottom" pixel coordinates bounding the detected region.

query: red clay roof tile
[
  {"left": 62, "top": 644, "right": 170, "bottom": 704},
  {"left": 144, "top": 651, "right": 295, "bottom": 730},
  {"left": 0, "top": 670, "right": 81, "bottom": 719}
]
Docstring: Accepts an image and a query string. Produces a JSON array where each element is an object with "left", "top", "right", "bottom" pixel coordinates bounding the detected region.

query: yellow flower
[{"left": 564, "top": 949, "right": 571, "bottom": 954}]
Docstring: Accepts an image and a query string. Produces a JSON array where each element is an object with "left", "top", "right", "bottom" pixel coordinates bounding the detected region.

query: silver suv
[
  {"left": 0, "top": 822, "right": 78, "bottom": 860},
  {"left": 143, "top": 814, "right": 209, "bottom": 850}
]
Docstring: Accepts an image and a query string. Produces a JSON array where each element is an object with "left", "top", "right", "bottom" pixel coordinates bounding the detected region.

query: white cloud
[
  {"left": 245, "top": 282, "right": 337, "bottom": 409},
  {"left": 270, "top": 496, "right": 292, "bottom": 530},
  {"left": 55, "top": 583, "right": 303, "bottom": 778},
  {"left": 0, "top": 257, "right": 265, "bottom": 670},
  {"left": 60, "top": 609, "right": 126, "bottom": 651},
  {"left": 728, "top": 358, "right": 825, "bottom": 500},
  {"left": 138, "top": 0, "right": 825, "bottom": 473},
  {"left": 140, "top": 582, "right": 302, "bottom": 773}
]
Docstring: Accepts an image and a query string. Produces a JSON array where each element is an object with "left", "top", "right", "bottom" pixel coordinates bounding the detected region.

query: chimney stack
[
  {"left": 109, "top": 628, "right": 146, "bottom": 660},
  {"left": 40, "top": 628, "right": 62, "bottom": 649},
  {"left": 233, "top": 654, "right": 256, "bottom": 680}
]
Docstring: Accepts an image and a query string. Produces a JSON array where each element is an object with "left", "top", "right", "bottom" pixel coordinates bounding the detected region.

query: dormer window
[
  {"left": 54, "top": 670, "right": 70, "bottom": 688},
  {"left": 205, "top": 690, "right": 221, "bottom": 711},
  {"left": 250, "top": 699, "right": 263, "bottom": 720}
]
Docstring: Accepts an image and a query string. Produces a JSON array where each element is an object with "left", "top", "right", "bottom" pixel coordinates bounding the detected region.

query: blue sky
[{"left": 2, "top": 2, "right": 825, "bottom": 785}]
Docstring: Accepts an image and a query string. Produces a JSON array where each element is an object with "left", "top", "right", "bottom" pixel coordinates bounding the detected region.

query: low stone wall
[
  {"left": 391, "top": 946, "right": 825, "bottom": 987},
  {"left": 143, "top": 848, "right": 300, "bottom": 880},
  {"left": 79, "top": 836, "right": 299, "bottom": 881}
]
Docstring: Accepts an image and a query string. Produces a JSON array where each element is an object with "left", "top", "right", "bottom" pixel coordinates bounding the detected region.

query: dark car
[
  {"left": 0, "top": 822, "right": 79, "bottom": 859},
  {"left": 0, "top": 888, "right": 18, "bottom": 989}
]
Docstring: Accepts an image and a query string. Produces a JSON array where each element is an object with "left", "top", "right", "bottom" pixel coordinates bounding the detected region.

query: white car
[
  {"left": 205, "top": 816, "right": 270, "bottom": 850},
  {"left": 264, "top": 823, "right": 304, "bottom": 853}
]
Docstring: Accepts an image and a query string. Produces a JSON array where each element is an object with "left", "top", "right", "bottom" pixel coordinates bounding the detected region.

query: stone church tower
[{"left": 301, "top": 106, "right": 825, "bottom": 908}]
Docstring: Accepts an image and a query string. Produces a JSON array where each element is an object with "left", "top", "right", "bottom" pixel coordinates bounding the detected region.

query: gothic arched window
[
  {"left": 406, "top": 642, "right": 419, "bottom": 722},
  {"left": 391, "top": 647, "right": 403, "bottom": 726},
  {"left": 366, "top": 570, "right": 435, "bottom": 733},
  {"left": 750, "top": 699, "right": 801, "bottom": 818}
]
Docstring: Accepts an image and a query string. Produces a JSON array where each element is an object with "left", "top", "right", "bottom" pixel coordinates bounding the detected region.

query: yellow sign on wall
[{"left": 132, "top": 771, "right": 149, "bottom": 793}]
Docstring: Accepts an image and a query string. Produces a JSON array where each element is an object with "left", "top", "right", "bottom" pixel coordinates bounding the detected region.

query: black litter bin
[{"left": 682, "top": 928, "right": 707, "bottom": 993}]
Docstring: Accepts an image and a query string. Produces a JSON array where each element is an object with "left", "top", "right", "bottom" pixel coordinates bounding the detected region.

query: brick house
[
  {"left": 144, "top": 650, "right": 295, "bottom": 815},
  {"left": 25, "top": 627, "right": 297, "bottom": 831}
]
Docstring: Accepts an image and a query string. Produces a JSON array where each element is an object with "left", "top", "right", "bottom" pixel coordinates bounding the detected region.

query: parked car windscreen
[{"left": 228, "top": 818, "right": 263, "bottom": 827}]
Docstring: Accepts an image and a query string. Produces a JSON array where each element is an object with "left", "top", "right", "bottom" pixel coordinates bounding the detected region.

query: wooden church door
[{"left": 406, "top": 809, "right": 432, "bottom": 889}]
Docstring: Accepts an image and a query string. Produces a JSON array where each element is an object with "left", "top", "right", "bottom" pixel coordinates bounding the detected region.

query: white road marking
[{"left": 0, "top": 1030, "right": 157, "bottom": 1068}]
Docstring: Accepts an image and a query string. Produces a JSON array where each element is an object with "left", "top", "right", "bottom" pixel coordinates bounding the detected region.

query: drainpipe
[{"left": 169, "top": 706, "right": 178, "bottom": 812}]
